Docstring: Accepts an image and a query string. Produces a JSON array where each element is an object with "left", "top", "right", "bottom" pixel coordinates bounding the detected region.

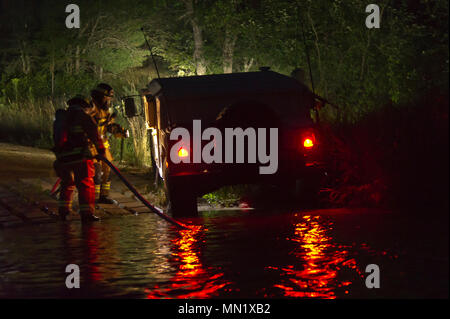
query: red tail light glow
[
  {"left": 303, "top": 138, "right": 314, "bottom": 148},
  {"left": 178, "top": 147, "right": 189, "bottom": 158}
]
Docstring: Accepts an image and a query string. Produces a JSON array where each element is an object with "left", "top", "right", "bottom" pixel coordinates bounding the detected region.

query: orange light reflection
[
  {"left": 146, "top": 225, "right": 230, "bottom": 299},
  {"left": 273, "top": 215, "right": 362, "bottom": 299}
]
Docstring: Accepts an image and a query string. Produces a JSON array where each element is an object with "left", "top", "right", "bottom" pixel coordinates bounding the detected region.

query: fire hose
[
  {"left": 96, "top": 154, "right": 188, "bottom": 229},
  {"left": 51, "top": 156, "right": 188, "bottom": 229}
]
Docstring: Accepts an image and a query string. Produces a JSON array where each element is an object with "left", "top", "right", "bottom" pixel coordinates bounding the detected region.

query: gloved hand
[{"left": 108, "top": 123, "right": 128, "bottom": 138}]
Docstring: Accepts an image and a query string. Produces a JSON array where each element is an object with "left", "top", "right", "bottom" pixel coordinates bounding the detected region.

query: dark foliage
[{"left": 321, "top": 91, "right": 448, "bottom": 211}]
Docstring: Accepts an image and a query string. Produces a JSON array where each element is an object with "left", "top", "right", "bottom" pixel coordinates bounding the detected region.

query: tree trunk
[
  {"left": 307, "top": 9, "right": 327, "bottom": 98},
  {"left": 50, "top": 57, "right": 55, "bottom": 97},
  {"left": 243, "top": 57, "right": 254, "bottom": 72},
  {"left": 192, "top": 23, "right": 207, "bottom": 75},
  {"left": 19, "top": 41, "right": 30, "bottom": 74},
  {"left": 360, "top": 5, "right": 385, "bottom": 81},
  {"left": 360, "top": 33, "right": 370, "bottom": 81},
  {"left": 66, "top": 45, "right": 73, "bottom": 74},
  {"left": 75, "top": 45, "right": 80, "bottom": 74},
  {"left": 20, "top": 52, "right": 27, "bottom": 74},
  {"left": 128, "top": 116, "right": 152, "bottom": 167},
  {"left": 25, "top": 55, "right": 31, "bottom": 74},
  {"left": 184, "top": 0, "right": 207, "bottom": 75},
  {"left": 223, "top": 28, "right": 237, "bottom": 73}
]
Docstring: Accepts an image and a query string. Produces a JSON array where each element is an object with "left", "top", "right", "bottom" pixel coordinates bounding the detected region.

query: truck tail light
[
  {"left": 302, "top": 131, "right": 316, "bottom": 149},
  {"left": 178, "top": 147, "right": 189, "bottom": 158},
  {"left": 303, "top": 138, "right": 314, "bottom": 148}
]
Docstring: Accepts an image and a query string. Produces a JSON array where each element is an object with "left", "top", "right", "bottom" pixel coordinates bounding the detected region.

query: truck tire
[
  {"left": 296, "top": 171, "right": 325, "bottom": 208},
  {"left": 163, "top": 174, "right": 198, "bottom": 218}
]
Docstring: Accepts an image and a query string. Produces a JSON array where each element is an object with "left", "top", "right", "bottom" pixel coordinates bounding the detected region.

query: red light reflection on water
[
  {"left": 82, "top": 225, "right": 102, "bottom": 283},
  {"left": 272, "top": 215, "right": 363, "bottom": 299},
  {"left": 146, "top": 225, "right": 230, "bottom": 299}
]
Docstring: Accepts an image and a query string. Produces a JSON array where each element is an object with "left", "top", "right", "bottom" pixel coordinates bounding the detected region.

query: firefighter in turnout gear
[
  {"left": 53, "top": 95, "right": 105, "bottom": 222},
  {"left": 90, "top": 83, "right": 128, "bottom": 204}
]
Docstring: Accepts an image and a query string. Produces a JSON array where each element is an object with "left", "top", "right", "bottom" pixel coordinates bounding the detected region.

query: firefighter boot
[
  {"left": 98, "top": 196, "right": 116, "bottom": 204},
  {"left": 98, "top": 181, "right": 116, "bottom": 204},
  {"left": 80, "top": 211, "right": 101, "bottom": 222},
  {"left": 58, "top": 208, "right": 71, "bottom": 221},
  {"left": 58, "top": 199, "right": 74, "bottom": 221}
]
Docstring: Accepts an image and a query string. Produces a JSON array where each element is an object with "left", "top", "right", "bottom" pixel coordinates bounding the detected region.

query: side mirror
[{"left": 124, "top": 97, "right": 138, "bottom": 118}]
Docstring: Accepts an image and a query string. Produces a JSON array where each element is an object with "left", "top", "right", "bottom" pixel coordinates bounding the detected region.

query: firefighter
[
  {"left": 90, "top": 83, "right": 128, "bottom": 204},
  {"left": 53, "top": 95, "right": 105, "bottom": 222}
]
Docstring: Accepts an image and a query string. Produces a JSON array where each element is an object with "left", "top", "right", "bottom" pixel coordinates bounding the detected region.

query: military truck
[{"left": 123, "top": 69, "right": 326, "bottom": 217}]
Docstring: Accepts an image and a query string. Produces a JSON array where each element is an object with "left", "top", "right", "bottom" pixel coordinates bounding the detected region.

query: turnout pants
[
  {"left": 94, "top": 147, "right": 113, "bottom": 199},
  {"left": 55, "top": 159, "right": 96, "bottom": 216}
]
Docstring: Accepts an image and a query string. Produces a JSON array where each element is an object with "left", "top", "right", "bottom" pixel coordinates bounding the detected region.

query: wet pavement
[{"left": 0, "top": 207, "right": 448, "bottom": 299}]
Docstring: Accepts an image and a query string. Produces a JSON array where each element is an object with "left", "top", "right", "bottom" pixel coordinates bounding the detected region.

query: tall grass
[
  {"left": 112, "top": 83, "right": 152, "bottom": 168},
  {"left": 0, "top": 97, "right": 64, "bottom": 148},
  {"left": 0, "top": 95, "right": 153, "bottom": 170}
]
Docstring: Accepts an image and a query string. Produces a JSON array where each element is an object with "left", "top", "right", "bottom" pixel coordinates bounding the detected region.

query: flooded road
[{"left": 0, "top": 208, "right": 448, "bottom": 299}]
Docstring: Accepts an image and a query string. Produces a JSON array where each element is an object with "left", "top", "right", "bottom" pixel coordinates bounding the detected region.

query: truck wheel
[
  {"left": 164, "top": 176, "right": 198, "bottom": 218},
  {"left": 297, "top": 172, "right": 325, "bottom": 208}
]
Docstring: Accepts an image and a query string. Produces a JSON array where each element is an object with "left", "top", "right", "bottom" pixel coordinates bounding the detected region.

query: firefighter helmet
[
  {"left": 92, "top": 83, "right": 114, "bottom": 98},
  {"left": 67, "top": 95, "right": 91, "bottom": 109}
]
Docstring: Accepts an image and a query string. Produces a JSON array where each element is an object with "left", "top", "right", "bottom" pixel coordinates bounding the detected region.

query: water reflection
[
  {"left": 146, "top": 224, "right": 230, "bottom": 298},
  {"left": 271, "top": 215, "right": 363, "bottom": 299},
  {"left": 60, "top": 222, "right": 121, "bottom": 292},
  {"left": 81, "top": 225, "right": 102, "bottom": 283},
  {"left": 0, "top": 209, "right": 421, "bottom": 298}
]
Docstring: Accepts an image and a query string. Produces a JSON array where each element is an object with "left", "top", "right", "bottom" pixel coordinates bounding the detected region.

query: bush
[{"left": 320, "top": 91, "right": 449, "bottom": 211}]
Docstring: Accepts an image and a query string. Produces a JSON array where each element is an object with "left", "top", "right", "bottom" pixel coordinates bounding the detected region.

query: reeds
[
  {"left": 0, "top": 95, "right": 153, "bottom": 169},
  {"left": 0, "top": 97, "right": 65, "bottom": 148}
]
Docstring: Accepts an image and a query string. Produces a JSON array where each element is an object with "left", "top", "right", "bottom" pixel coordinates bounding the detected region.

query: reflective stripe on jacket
[{"left": 91, "top": 103, "right": 112, "bottom": 149}]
